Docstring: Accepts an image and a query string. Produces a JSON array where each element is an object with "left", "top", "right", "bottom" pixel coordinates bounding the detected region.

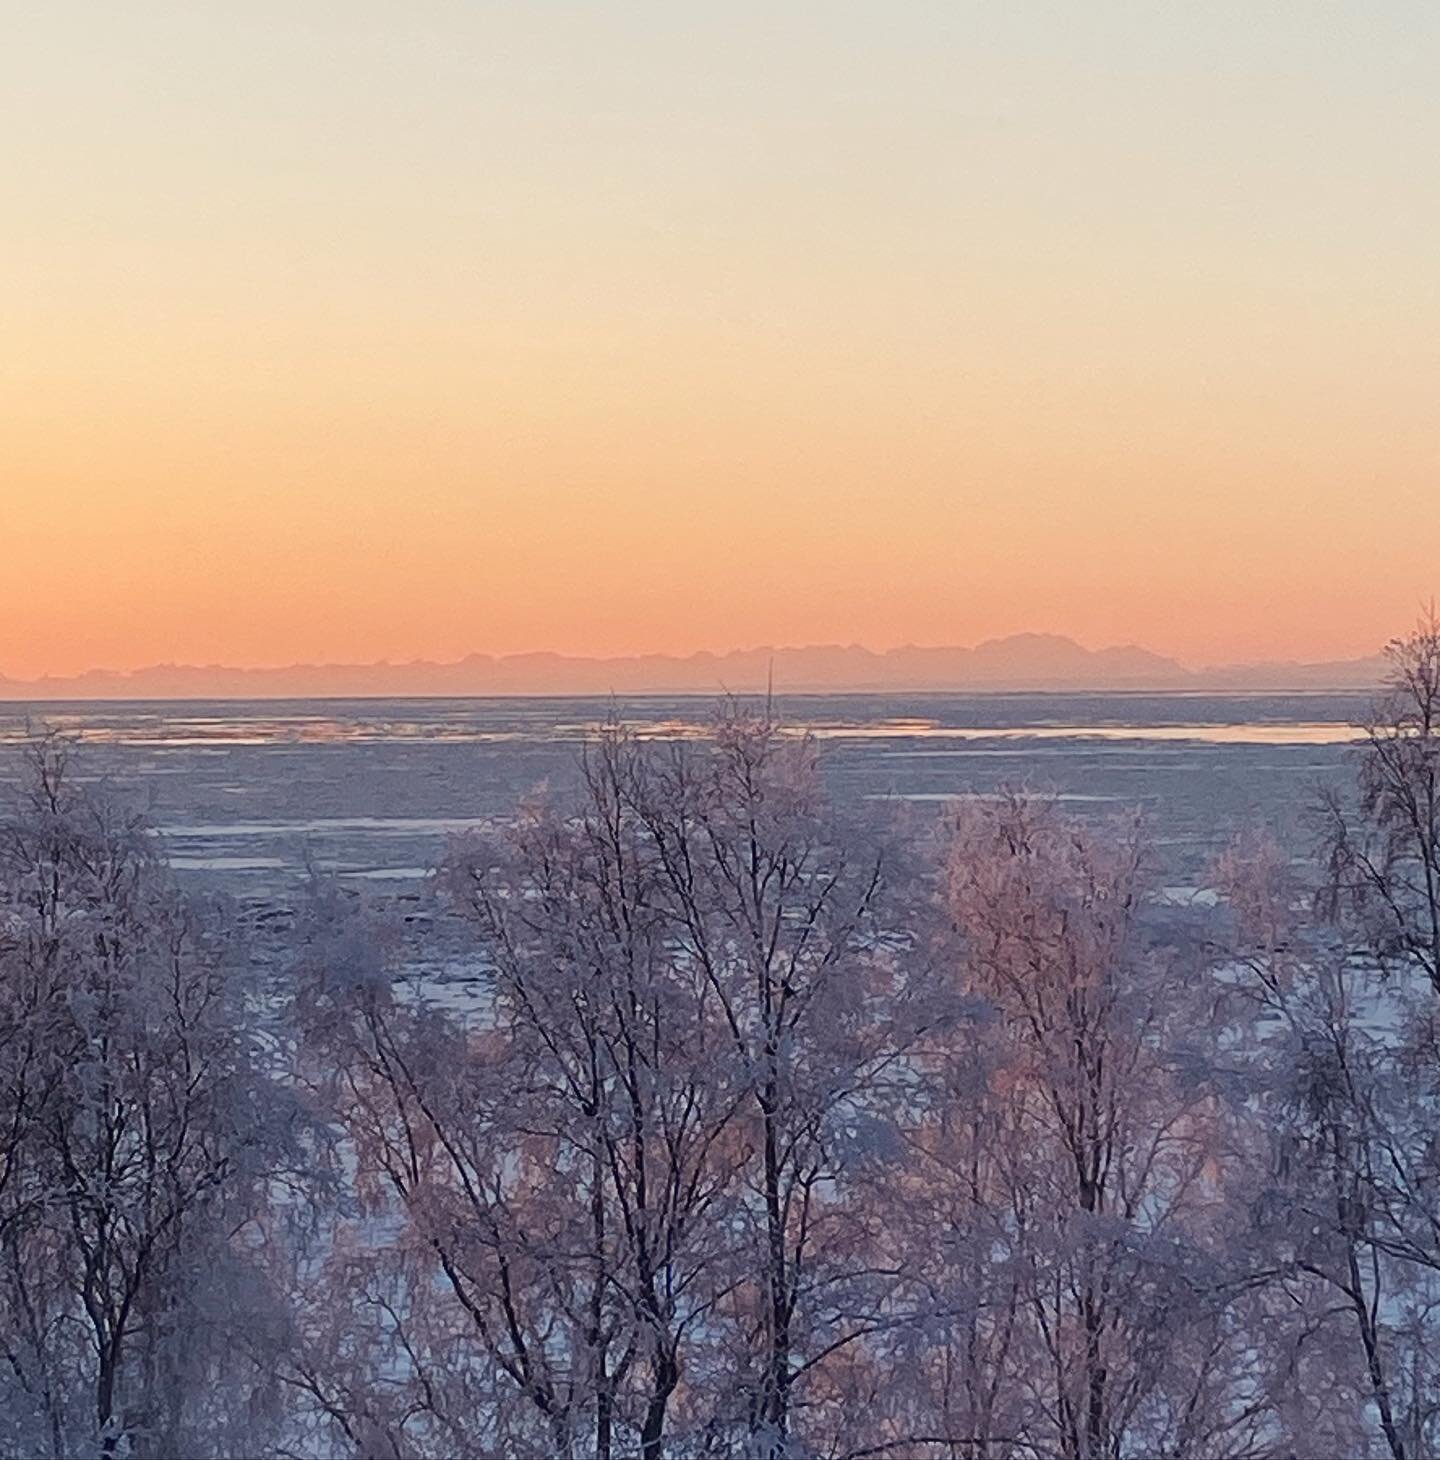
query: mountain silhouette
[{"left": 0, "top": 635, "right": 1389, "bottom": 700}]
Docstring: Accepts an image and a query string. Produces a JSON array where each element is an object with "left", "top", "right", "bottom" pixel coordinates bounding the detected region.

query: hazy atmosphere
[
  {"left": 5, "top": 3, "right": 1438, "bottom": 679},
  {"left": 5, "top": 7, "right": 1440, "bottom": 1460}
]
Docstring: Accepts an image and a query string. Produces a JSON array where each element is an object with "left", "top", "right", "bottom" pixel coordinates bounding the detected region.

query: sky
[{"left": 3, "top": 2, "right": 1437, "bottom": 679}]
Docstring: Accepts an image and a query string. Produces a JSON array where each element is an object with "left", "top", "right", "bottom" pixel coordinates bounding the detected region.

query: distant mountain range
[{"left": 0, "top": 634, "right": 1391, "bottom": 700}]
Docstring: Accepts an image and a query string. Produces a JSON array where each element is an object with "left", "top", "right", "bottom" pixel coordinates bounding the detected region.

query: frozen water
[{"left": 0, "top": 691, "right": 1368, "bottom": 903}]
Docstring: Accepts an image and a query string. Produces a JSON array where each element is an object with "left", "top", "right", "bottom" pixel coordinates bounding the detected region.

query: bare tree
[
  {"left": 0, "top": 738, "right": 303, "bottom": 1459},
  {"left": 295, "top": 713, "right": 932, "bottom": 1460},
  {"left": 444, "top": 730, "right": 752, "bottom": 1459},
  {"left": 1321, "top": 608, "right": 1440, "bottom": 993},
  {"left": 624, "top": 712, "right": 929, "bottom": 1458},
  {"left": 294, "top": 730, "right": 749, "bottom": 1458},
  {"left": 1206, "top": 613, "right": 1440, "bottom": 1460},
  {"left": 22, "top": 643, "right": 1440, "bottom": 1457},
  {"left": 1216, "top": 828, "right": 1440, "bottom": 1460},
  {"left": 936, "top": 795, "right": 1258, "bottom": 1460}
]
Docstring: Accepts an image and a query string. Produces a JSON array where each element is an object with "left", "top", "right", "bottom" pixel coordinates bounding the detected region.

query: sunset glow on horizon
[{"left": 5, "top": 3, "right": 1437, "bottom": 681}]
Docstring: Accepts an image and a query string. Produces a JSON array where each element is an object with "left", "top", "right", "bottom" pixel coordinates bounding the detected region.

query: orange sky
[{"left": 4, "top": 3, "right": 1437, "bottom": 680}]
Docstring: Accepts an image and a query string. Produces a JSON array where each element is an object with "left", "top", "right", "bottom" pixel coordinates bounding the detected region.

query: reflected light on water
[{"left": 0, "top": 715, "right": 1363, "bottom": 749}]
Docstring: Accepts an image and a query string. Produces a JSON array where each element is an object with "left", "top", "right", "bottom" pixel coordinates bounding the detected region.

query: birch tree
[
  {"left": 935, "top": 795, "right": 1259, "bottom": 1460},
  {"left": 0, "top": 737, "right": 302, "bottom": 1459}
]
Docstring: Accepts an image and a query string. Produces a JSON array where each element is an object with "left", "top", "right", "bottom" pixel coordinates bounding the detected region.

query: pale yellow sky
[{"left": 3, "top": 3, "right": 1436, "bottom": 678}]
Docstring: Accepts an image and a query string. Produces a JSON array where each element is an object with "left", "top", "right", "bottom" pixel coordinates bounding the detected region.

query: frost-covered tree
[
  {"left": 19, "top": 643, "right": 1440, "bottom": 1457},
  {"left": 295, "top": 715, "right": 931, "bottom": 1459},
  {"left": 619, "top": 713, "right": 931, "bottom": 1458},
  {"left": 1214, "top": 615, "right": 1440, "bottom": 1460},
  {"left": 922, "top": 795, "right": 1260, "bottom": 1460},
  {"left": 0, "top": 738, "right": 304, "bottom": 1459},
  {"left": 1216, "top": 831, "right": 1440, "bottom": 1460},
  {"left": 442, "top": 731, "right": 752, "bottom": 1459},
  {"left": 1321, "top": 609, "right": 1440, "bottom": 993},
  {"left": 288, "top": 738, "right": 739, "bottom": 1458}
]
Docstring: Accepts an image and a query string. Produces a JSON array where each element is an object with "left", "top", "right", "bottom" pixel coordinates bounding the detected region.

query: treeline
[{"left": 0, "top": 621, "right": 1438, "bottom": 1459}]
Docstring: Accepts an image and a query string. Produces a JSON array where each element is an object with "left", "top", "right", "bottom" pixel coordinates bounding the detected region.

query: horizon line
[
  {"left": 1, "top": 630, "right": 1389, "bottom": 685},
  {"left": 0, "top": 631, "right": 1391, "bottom": 703}
]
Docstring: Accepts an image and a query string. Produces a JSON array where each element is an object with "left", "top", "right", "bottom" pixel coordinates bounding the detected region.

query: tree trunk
[
  {"left": 761, "top": 1083, "right": 791, "bottom": 1453},
  {"left": 640, "top": 1348, "right": 679, "bottom": 1460}
]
